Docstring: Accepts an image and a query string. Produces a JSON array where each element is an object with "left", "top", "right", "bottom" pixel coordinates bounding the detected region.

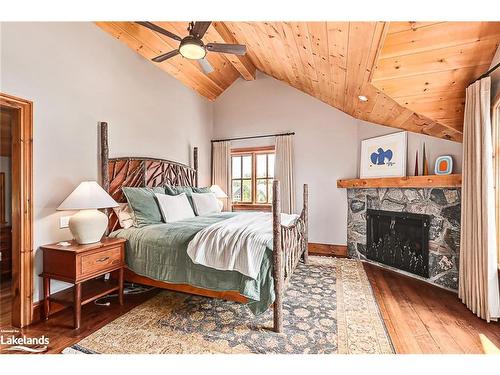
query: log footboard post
[
  {"left": 303, "top": 184, "right": 309, "bottom": 264},
  {"left": 272, "top": 180, "right": 283, "bottom": 333}
]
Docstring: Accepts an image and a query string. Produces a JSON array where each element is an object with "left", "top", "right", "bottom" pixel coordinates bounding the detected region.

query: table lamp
[
  {"left": 57, "top": 181, "right": 119, "bottom": 244},
  {"left": 210, "top": 184, "right": 228, "bottom": 211}
]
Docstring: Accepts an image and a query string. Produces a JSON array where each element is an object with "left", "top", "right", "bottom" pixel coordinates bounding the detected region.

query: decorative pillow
[
  {"left": 112, "top": 203, "right": 136, "bottom": 229},
  {"left": 164, "top": 185, "right": 210, "bottom": 210},
  {"left": 164, "top": 185, "right": 193, "bottom": 196},
  {"left": 192, "top": 186, "right": 211, "bottom": 194},
  {"left": 122, "top": 187, "right": 165, "bottom": 227},
  {"left": 191, "top": 192, "right": 221, "bottom": 216},
  {"left": 155, "top": 192, "right": 195, "bottom": 222}
]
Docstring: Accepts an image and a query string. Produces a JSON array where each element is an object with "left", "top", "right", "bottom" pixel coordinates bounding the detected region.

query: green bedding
[{"left": 109, "top": 212, "right": 275, "bottom": 315}]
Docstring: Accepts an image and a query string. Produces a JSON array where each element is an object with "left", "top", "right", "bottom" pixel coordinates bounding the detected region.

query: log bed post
[
  {"left": 303, "top": 184, "right": 309, "bottom": 264},
  {"left": 272, "top": 180, "right": 283, "bottom": 333},
  {"left": 100, "top": 122, "right": 110, "bottom": 235},
  {"left": 193, "top": 147, "right": 198, "bottom": 188},
  {"left": 100, "top": 122, "right": 109, "bottom": 192}
]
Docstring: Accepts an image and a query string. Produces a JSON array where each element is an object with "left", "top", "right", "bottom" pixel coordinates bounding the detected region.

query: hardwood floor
[
  {"left": 363, "top": 262, "right": 500, "bottom": 354},
  {"left": 0, "top": 285, "right": 159, "bottom": 354},
  {"left": 0, "top": 279, "right": 11, "bottom": 327},
  {"left": 1, "top": 263, "right": 499, "bottom": 354}
]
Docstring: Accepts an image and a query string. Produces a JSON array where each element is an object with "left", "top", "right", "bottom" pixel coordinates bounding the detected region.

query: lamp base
[{"left": 69, "top": 209, "right": 108, "bottom": 244}]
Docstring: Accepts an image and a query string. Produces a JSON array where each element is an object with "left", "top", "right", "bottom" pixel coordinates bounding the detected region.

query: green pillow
[
  {"left": 192, "top": 186, "right": 210, "bottom": 193},
  {"left": 164, "top": 185, "right": 210, "bottom": 212},
  {"left": 164, "top": 185, "right": 193, "bottom": 195},
  {"left": 122, "top": 187, "right": 165, "bottom": 227}
]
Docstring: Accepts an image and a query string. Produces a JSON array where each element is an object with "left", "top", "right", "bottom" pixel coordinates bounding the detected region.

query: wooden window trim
[{"left": 231, "top": 146, "right": 275, "bottom": 208}]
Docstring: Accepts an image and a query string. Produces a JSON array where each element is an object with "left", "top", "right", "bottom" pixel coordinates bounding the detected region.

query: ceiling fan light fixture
[
  {"left": 179, "top": 37, "right": 206, "bottom": 60},
  {"left": 358, "top": 95, "right": 368, "bottom": 102}
]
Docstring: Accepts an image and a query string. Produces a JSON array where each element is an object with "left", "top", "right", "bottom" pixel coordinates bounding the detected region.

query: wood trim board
[
  {"left": 337, "top": 174, "right": 462, "bottom": 189},
  {"left": 0, "top": 92, "right": 34, "bottom": 328},
  {"left": 308, "top": 243, "right": 348, "bottom": 257}
]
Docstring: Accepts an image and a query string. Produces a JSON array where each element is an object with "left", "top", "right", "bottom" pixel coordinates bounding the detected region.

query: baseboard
[{"left": 308, "top": 243, "right": 348, "bottom": 258}]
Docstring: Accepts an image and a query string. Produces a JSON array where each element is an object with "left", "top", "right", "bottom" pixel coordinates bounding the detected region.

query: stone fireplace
[{"left": 347, "top": 187, "right": 461, "bottom": 290}]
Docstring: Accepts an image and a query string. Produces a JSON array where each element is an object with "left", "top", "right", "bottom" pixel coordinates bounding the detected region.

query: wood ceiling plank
[
  {"left": 399, "top": 94, "right": 465, "bottom": 126},
  {"left": 226, "top": 22, "right": 267, "bottom": 73},
  {"left": 345, "top": 22, "right": 386, "bottom": 115},
  {"left": 308, "top": 22, "right": 335, "bottom": 105},
  {"left": 211, "top": 22, "right": 256, "bottom": 81},
  {"left": 290, "top": 22, "right": 323, "bottom": 100},
  {"left": 280, "top": 22, "right": 315, "bottom": 95},
  {"left": 261, "top": 22, "right": 300, "bottom": 90},
  {"left": 326, "top": 22, "right": 349, "bottom": 110},
  {"left": 374, "top": 38, "right": 499, "bottom": 81},
  {"left": 268, "top": 22, "right": 306, "bottom": 92},
  {"left": 387, "top": 22, "right": 443, "bottom": 34},
  {"left": 380, "top": 22, "right": 500, "bottom": 58},
  {"left": 375, "top": 64, "right": 490, "bottom": 98}
]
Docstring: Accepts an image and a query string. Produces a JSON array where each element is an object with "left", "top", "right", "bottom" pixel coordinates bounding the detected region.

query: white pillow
[
  {"left": 155, "top": 192, "right": 195, "bottom": 223},
  {"left": 191, "top": 192, "right": 221, "bottom": 216},
  {"left": 112, "top": 203, "right": 136, "bottom": 229}
]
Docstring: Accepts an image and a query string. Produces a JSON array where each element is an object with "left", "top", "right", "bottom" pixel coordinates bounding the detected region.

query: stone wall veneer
[{"left": 347, "top": 187, "right": 461, "bottom": 290}]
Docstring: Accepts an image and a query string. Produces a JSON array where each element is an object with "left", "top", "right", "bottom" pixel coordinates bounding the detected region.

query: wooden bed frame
[{"left": 99, "top": 122, "right": 308, "bottom": 332}]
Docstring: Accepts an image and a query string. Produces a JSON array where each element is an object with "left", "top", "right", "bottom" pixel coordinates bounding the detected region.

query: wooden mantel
[{"left": 337, "top": 174, "right": 462, "bottom": 189}]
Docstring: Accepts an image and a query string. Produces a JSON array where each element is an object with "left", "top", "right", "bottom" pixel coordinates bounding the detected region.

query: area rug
[{"left": 63, "top": 257, "right": 394, "bottom": 354}]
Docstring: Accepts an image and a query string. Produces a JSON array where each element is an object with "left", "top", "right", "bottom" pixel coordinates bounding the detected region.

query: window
[{"left": 231, "top": 146, "right": 275, "bottom": 206}]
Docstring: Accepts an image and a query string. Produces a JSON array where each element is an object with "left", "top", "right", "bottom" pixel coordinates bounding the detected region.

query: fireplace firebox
[{"left": 366, "top": 209, "right": 430, "bottom": 278}]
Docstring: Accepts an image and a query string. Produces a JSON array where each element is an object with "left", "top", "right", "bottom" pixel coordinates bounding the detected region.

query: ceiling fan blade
[
  {"left": 152, "top": 49, "right": 180, "bottom": 63},
  {"left": 206, "top": 43, "right": 246, "bottom": 55},
  {"left": 198, "top": 58, "right": 214, "bottom": 74},
  {"left": 191, "top": 21, "right": 211, "bottom": 38},
  {"left": 135, "top": 21, "right": 182, "bottom": 42}
]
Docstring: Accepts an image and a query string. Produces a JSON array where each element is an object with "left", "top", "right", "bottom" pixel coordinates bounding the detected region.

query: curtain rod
[
  {"left": 471, "top": 61, "right": 500, "bottom": 84},
  {"left": 211, "top": 132, "right": 295, "bottom": 143}
]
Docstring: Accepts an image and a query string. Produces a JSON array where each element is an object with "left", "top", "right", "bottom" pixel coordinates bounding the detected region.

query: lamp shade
[
  {"left": 57, "top": 181, "right": 118, "bottom": 210},
  {"left": 210, "top": 184, "right": 228, "bottom": 199}
]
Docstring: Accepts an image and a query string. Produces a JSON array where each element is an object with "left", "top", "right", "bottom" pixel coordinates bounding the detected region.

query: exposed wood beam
[{"left": 211, "top": 22, "right": 257, "bottom": 81}]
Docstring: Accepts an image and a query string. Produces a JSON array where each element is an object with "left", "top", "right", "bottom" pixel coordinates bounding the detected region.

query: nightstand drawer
[{"left": 81, "top": 246, "right": 122, "bottom": 275}]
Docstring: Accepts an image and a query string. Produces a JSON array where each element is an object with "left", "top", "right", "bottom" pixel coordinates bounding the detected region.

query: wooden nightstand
[{"left": 40, "top": 237, "right": 126, "bottom": 329}]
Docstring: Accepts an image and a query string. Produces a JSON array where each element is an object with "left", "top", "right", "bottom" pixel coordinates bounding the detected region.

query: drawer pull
[{"left": 96, "top": 256, "right": 110, "bottom": 263}]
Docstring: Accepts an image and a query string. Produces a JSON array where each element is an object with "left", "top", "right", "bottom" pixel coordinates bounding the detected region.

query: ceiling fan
[{"left": 135, "top": 21, "right": 247, "bottom": 74}]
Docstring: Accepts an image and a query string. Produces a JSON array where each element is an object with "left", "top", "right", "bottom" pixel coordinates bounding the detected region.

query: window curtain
[
  {"left": 459, "top": 76, "right": 500, "bottom": 322},
  {"left": 211, "top": 141, "right": 231, "bottom": 211},
  {"left": 275, "top": 134, "right": 295, "bottom": 214}
]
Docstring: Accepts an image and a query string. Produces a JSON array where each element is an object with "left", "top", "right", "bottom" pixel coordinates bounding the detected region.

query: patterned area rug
[{"left": 63, "top": 257, "right": 393, "bottom": 354}]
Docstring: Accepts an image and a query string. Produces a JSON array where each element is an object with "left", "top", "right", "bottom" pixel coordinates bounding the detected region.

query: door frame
[{"left": 0, "top": 92, "right": 33, "bottom": 327}]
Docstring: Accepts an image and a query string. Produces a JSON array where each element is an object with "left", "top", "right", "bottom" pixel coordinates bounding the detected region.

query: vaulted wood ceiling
[{"left": 96, "top": 21, "right": 500, "bottom": 142}]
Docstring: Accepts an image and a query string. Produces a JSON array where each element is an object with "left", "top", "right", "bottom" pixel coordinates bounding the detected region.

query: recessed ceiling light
[{"left": 358, "top": 95, "right": 368, "bottom": 102}]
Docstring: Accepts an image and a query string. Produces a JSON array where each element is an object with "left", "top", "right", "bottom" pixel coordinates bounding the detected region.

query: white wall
[
  {"left": 357, "top": 121, "right": 463, "bottom": 176},
  {"left": 0, "top": 22, "right": 213, "bottom": 301},
  {"left": 214, "top": 72, "right": 360, "bottom": 245}
]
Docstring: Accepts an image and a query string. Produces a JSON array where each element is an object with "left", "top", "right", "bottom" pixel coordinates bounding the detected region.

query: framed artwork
[
  {"left": 434, "top": 155, "right": 453, "bottom": 175},
  {"left": 360, "top": 132, "right": 407, "bottom": 178}
]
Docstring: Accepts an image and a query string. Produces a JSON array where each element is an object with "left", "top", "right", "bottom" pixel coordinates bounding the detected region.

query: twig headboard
[{"left": 99, "top": 122, "right": 198, "bottom": 232}]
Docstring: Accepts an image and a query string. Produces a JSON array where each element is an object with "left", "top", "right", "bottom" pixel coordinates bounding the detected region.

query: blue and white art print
[{"left": 360, "top": 132, "right": 407, "bottom": 178}]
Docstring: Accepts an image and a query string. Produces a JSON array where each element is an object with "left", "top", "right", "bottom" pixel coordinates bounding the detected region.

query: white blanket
[{"left": 186, "top": 212, "right": 298, "bottom": 279}]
